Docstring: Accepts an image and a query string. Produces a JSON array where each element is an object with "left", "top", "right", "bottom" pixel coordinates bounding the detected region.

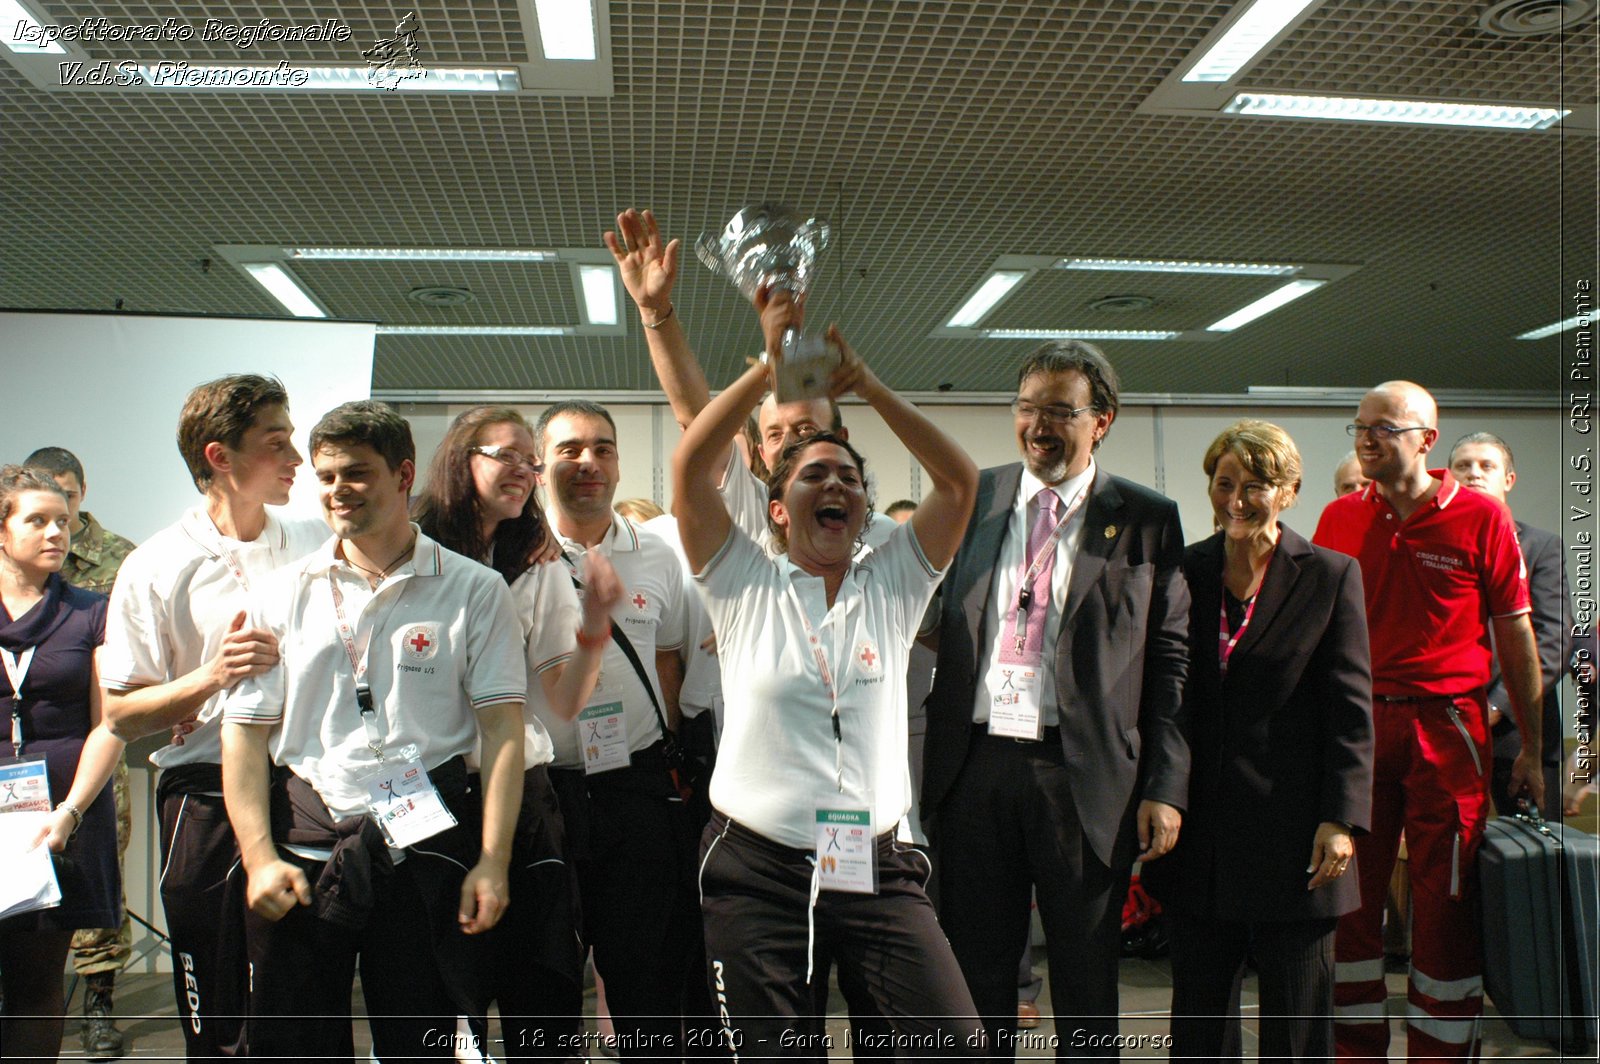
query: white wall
[{"left": 0, "top": 311, "right": 375, "bottom": 540}]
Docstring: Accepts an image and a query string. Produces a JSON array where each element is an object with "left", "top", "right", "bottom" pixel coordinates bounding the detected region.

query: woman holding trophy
[{"left": 671, "top": 290, "right": 985, "bottom": 1055}]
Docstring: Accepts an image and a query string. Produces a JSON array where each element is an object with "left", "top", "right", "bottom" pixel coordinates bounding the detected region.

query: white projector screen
[{"left": 0, "top": 311, "right": 375, "bottom": 541}]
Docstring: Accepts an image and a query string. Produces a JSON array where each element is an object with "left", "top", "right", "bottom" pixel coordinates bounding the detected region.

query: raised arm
[
  {"left": 825, "top": 328, "right": 978, "bottom": 570},
  {"left": 672, "top": 361, "right": 767, "bottom": 574},
  {"left": 538, "top": 550, "right": 622, "bottom": 721}
]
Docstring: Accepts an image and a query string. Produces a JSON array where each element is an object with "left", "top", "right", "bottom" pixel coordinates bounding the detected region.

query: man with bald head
[
  {"left": 1314, "top": 381, "right": 1544, "bottom": 1062},
  {"left": 1333, "top": 451, "right": 1370, "bottom": 498}
]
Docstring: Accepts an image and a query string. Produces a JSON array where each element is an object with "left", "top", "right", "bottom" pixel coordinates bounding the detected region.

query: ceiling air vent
[
  {"left": 1479, "top": 0, "right": 1598, "bottom": 36},
  {"left": 407, "top": 286, "right": 476, "bottom": 306},
  {"left": 1089, "top": 295, "right": 1156, "bottom": 313}
]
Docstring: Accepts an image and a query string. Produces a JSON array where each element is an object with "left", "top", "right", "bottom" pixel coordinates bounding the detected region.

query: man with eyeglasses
[
  {"left": 1314, "top": 381, "right": 1544, "bottom": 1063},
  {"left": 922, "top": 340, "right": 1190, "bottom": 1058}
]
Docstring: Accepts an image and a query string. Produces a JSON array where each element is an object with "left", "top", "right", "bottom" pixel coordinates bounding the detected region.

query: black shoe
[{"left": 81, "top": 973, "right": 126, "bottom": 1061}]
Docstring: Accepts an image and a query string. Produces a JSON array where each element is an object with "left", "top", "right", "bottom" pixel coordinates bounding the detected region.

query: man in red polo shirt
[{"left": 1314, "top": 380, "right": 1545, "bottom": 1063}]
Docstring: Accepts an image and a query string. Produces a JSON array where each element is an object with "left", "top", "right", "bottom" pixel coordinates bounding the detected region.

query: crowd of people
[{"left": 0, "top": 208, "right": 1591, "bottom": 1064}]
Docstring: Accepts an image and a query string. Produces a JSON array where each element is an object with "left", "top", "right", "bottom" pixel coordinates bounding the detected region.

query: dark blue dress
[{"left": 0, "top": 572, "right": 118, "bottom": 931}]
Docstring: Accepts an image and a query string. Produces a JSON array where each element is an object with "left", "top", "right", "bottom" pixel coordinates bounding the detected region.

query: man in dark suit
[
  {"left": 921, "top": 340, "right": 1190, "bottom": 1058},
  {"left": 1448, "top": 432, "right": 1571, "bottom": 820}
]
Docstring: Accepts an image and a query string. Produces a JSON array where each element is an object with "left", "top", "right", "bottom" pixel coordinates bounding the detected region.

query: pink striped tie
[{"left": 1000, "top": 488, "right": 1059, "bottom": 665}]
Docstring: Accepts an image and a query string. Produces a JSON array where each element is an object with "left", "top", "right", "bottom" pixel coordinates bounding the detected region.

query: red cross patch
[
  {"left": 631, "top": 590, "right": 649, "bottom": 611},
  {"left": 855, "top": 640, "right": 881, "bottom": 676},
  {"left": 401, "top": 624, "right": 439, "bottom": 661}
]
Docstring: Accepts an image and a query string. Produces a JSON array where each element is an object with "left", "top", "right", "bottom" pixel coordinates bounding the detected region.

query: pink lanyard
[{"left": 1217, "top": 551, "right": 1274, "bottom": 678}]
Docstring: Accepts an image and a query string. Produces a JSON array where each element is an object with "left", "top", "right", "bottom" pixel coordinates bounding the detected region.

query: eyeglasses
[
  {"left": 1346, "top": 423, "right": 1430, "bottom": 441},
  {"left": 471, "top": 445, "right": 543, "bottom": 474},
  {"left": 1011, "top": 400, "right": 1096, "bottom": 426}
]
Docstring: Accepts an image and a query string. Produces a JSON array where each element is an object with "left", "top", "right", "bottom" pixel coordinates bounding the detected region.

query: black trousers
[
  {"left": 243, "top": 849, "right": 458, "bottom": 1061},
  {"left": 699, "top": 812, "right": 986, "bottom": 1060},
  {"left": 156, "top": 771, "right": 249, "bottom": 1060},
  {"left": 1167, "top": 912, "right": 1337, "bottom": 1064},
  {"left": 932, "top": 729, "right": 1130, "bottom": 1060},
  {"left": 551, "top": 751, "right": 712, "bottom": 1064}
]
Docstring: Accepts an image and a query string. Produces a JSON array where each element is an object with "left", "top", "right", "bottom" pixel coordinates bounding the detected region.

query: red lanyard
[{"left": 1217, "top": 549, "right": 1274, "bottom": 678}]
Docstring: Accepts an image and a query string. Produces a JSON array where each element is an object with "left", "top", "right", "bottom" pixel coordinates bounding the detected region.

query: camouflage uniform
[{"left": 61, "top": 511, "right": 137, "bottom": 976}]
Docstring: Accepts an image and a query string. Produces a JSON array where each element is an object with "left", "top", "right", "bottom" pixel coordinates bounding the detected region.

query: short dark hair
[
  {"left": 22, "top": 446, "right": 84, "bottom": 485},
  {"left": 310, "top": 401, "right": 414, "bottom": 472},
  {"left": 1449, "top": 431, "right": 1515, "bottom": 474},
  {"left": 177, "top": 375, "right": 290, "bottom": 492},
  {"left": 533, "top": 400, "right": 618, "bottom": 456},
  {"left": 1016, "top": 340, "right": 1120, "bottom": 449},
  {"left": 765, "top": 432, "right": 875, "bottom": 554},
  {"left": 884, "top": 499, "right": 917, "bottom": 517},
  {"left": 0, "top": 464, "right": 67, "bottom": 526}
]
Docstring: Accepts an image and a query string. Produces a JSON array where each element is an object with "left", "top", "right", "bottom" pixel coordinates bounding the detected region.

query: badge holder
[
  {"left": 353, "top": 684, "right": 456, "bottom": 849},
  {"left": 579, "top": 699, "right": 631, "bottom": 776},
  {"left": 988, "top": 665, "right": 1045, "bottom": 741},
  {"left": 814, "top": 806, "right": 878, "bottom": 895}
]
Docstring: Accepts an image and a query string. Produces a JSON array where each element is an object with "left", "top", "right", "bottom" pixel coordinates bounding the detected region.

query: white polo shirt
[
  {"left": 719, "top": 450, "right": 897, "bottom": 558},
  {"left": 222, "top": 528, "right": 526, "bottom": 820},
  {"left": 100, "top": 507, "right": 329, "bottom": 769},
  {"left": 543, "top": 513, "right": 685, "bottom": 769},
  {"left": 639, "top": 514, "right": 719, "bottom": 724},
  {"left": 695, "top": 519, "right": 944, "bottom": 849},
  {"left": 970, "top": 461, "right": 1097, "bottom": 726},
  {"left": 509, "top": 560, "right": 580, "bottom": 767}
]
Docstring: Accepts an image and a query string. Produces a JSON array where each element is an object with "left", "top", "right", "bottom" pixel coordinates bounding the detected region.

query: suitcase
[{"left": 1479, "top": 809, "right": 1600, "bottom": 1050}]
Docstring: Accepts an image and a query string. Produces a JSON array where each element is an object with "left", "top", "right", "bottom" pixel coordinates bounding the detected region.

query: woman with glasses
[
  {"left": 414, "top": 406, "right": 621, "bottom": 1058},
  {"left": 1142, "top": 420, "right": 1374, "bottom": 1062},
  {"left": 0, "top": 466, "right": 125, "bottom": 1061}
]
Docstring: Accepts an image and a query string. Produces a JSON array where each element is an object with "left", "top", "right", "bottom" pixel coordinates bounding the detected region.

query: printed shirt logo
[
  {"left": 630, "top": 589, "right": 649, "bottom": 611},
  {"left": 401, "top": 624, "right": 439, "bottom": 661},
  {"left": 855, "top": 640, "right": 882, "bottom": 676}
]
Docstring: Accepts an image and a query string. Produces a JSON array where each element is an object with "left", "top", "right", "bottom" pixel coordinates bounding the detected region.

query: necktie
[{"left": 999, "top": 488, "right": 1059, "bottom": 665}]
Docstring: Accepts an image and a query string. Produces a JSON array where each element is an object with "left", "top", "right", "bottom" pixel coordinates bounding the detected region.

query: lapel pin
[{"left": 1103, "top": 524, "right": 1118, "bottom": 539}]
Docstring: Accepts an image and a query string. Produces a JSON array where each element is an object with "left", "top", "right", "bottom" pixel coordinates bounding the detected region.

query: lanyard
[
  {"left": 329, "top": 572, "right": 409, "bottom": 762},
  {"left": 785, "top": 579, "right": 860, "bottom": 794},
  {"left": 1, "top": 647, "right": 37, "bottom": 755},
  {"left": 1217, "top": 550, "right": 1275, "bottom": 678},
  {"left": 185, "top": 510, "right": 281, "bottom": 593},
  {"left": 1010, "top": 481, "right": 1091, "bottom": 654}
]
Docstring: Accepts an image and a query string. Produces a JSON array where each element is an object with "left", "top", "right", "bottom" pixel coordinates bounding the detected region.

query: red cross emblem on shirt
[
  {"left": 409, "top": 631, "right": 431, "bottom": 653},
  {"left": 859, "top": 645, "right": 877, "bottom": 668},
  {"left": 632, "top": 591, "right": 648, "bottom": 610}
]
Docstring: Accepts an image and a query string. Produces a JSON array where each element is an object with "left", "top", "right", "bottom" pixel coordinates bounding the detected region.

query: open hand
[{"left": 605, "top": 208, "right": 679, "bottom": 320}]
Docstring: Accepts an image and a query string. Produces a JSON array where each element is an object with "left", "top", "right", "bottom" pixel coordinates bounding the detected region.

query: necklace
[{"left": 345, "top": 535, "right": 417, "bottom": 584}]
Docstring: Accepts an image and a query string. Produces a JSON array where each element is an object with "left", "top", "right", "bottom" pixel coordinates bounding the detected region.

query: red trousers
[{"left": 1335, "top": 692, "right": 1490, "bottom": 1062}]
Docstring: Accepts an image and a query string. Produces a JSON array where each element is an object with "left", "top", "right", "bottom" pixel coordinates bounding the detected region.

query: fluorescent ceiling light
[
  {"left": 1224, "top": 93, "right": 1568, "bottom": 130},
  {"left": 947, "top": 271, "right": 1028, "bottom": 327},
  {"left": 534, "top": 0, "right": 597, "bottom": 60},
  {"left": 1206, "top": 279, "right": 1326, "bottom": 332},
  {"left": 290, "top": 247, "right": 557, "bottom": 262},
  {"left": 1182, "top": 0, "right": 1320, "bottom": 83},
  {"left": 0, "top": 0, "right": 63, "bottom": 53},
  {"left": 377, "top": 325, "right": 574, "bottom": 336},
  {"left": 1058, "top": 257, "right": 1299, "bottom": 276},
  {"left": 980, "top": 329, "right": 1181, "bottom": 341},
  {"left": 1516, "top": 315, "right": 1586, "bottom": 340},
  {"left": 579, "top": 265, "right": 619, "bottom": 325},
  {"left": 243, "top": 263, "right": 326, "bottom": 318},
  {"left": 132, "top": 65, "right": 520, "bottom": 92}
]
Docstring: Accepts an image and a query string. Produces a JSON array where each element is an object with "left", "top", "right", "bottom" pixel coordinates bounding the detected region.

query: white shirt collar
[{"left": 1017, "top": 458, "right": 1097, "bottom": 511}]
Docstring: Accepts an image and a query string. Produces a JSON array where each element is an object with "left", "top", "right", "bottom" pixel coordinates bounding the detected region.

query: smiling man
[
  {"left": 220, "top": 400, "right": 526, "bottom": 1057},
  {"left": 1315, "top": 382, "right": 1544, "bottom": 1062},
  {"left": 532, "top": 399, "right": 708, "bottom": 1062},
  {"left": 922, "top": 340, "right": 1191, "bottom": 1059},
  {"left": 97, "top": 375, "right": 328, "bottom": 1060}
]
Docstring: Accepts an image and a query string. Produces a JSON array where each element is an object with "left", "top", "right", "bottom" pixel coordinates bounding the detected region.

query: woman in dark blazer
[{"left": 1143, "top": 420, "right": 1373, "bottom": 1062}]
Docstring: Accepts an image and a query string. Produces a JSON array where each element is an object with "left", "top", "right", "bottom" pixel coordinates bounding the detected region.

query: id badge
[
  {"left": 814, "top": 808, "right": 877, "bottom": 894},
  {"left": 988, "top": 665, "right": 1044, "bottom": 741},
  {"left": 579, "top": 701, "right": 631, "bottom": 775},
  {"left": 362, "top": 758, "right": 456, "bottom": 849},
  {"left": 0, "top": 757, "right": 52, "bottom": 813}
]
